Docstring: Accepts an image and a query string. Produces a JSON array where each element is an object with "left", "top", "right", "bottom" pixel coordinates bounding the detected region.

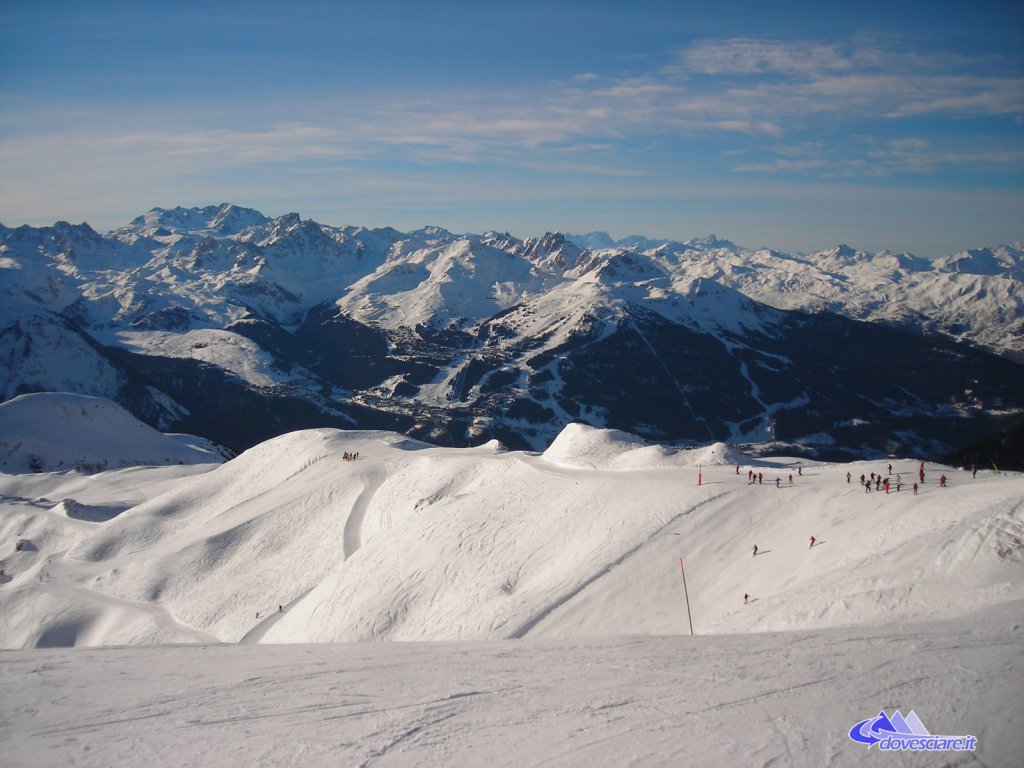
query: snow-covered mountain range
[{"left": 2, "top": 204, "right": 1022, "bottom": 458}]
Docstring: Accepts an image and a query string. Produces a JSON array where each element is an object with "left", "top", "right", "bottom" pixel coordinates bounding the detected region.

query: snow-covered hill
[
  {"left": 0, "top": 392, "right": 226, "bottom": 474},
  {"left": 1, "top": 420, "right": 1021, "bottom": 766},
  {"left": 1, "top": 422, "right": 1019, "bottom": 648}
]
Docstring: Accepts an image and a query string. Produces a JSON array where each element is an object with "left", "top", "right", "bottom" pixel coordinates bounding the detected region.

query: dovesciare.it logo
[{"left": 849, "top": 710, "right": 977, "bottom": 752}]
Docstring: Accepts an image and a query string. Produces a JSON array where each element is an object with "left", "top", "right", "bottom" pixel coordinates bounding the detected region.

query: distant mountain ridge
[{"left": 2, "top": 203, "right": 1022, "bottom": 457}]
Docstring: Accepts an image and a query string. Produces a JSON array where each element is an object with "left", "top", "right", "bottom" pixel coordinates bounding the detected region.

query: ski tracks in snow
[
  {"left": 342, "top": 462, "right": 386, "bottom": 559},
  {"left": 33, "top": 550, "right": 220, "bottom": 645},
  {"left": 507, "top": 490, "right": 733, "bottom": 639}
]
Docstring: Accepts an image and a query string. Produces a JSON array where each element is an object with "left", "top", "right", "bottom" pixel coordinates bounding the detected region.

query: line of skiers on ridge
[
  {"left": 736, "top": 460, "right": 955, "bottom": 495},
  {"left": 342, "top": 452, "right": 360, "bottom": 461}
]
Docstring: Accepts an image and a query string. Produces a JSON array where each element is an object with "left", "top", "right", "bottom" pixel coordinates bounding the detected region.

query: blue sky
[{"left": 1, "top": 0, "right": 1022, "bottom": 256}]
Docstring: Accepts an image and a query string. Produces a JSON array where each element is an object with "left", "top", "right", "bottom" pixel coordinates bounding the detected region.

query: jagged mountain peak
[
  {"left": 564, "top": 231, "right": 617, "bottom": 250},
  {"left": 617, "top": 234, "right": 670, "bottom": 251},
  {"left": 937, "top": 244, "right": 1024, "bottom": 279},
  {"left": 520, "top": 231, "right": 584, "bottom": 274},
  {"left": 825, "top": 243, "right": 860, "bottom": 259},
  {"left": 684, "top": 234, "right": 740, "bottom": 253},
  {"left": 122, "top": 204, "right": 270, "bottom": 238},
  {"left": 407, "top": 225, "right": 458, "bottom": 244}
]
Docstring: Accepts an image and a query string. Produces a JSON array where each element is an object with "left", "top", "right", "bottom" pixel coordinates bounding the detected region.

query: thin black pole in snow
[{"left": 679, "top": 556, "right": 694, "bottom": 636}]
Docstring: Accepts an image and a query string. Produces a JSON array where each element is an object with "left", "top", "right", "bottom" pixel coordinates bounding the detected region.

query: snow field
[
  {"left": 1, "top": 602, "right": 1021, "bottom": 767},
  {"left": 1, "top": 420, "right": 1022, "bottom": 766},
  {"left": 0, "top": 421, "right": 1020, "bottom": 649}
]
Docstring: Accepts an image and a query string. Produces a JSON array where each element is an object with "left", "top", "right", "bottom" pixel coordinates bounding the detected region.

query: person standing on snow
[
  {"left": 753, "top": 544, "right": 758, "bottom": 557},
  {"left": 913, "top": 482, "right": 918, "bottom": 495},
  {"left": 940, "top": 474, "right": 947, "bottom": 487},
  {"left": 809, "top": 536, "right": 815, "bottom": 549},
  {"left": 744, "top": 593, "right": 749, "bottom": 604},
  {"left": 847, "top": 471, "right": 851, "bottom": 483}
]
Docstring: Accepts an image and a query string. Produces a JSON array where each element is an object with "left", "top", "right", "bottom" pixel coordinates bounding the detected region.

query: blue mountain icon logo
[
  {"left": 849, "top": 709, "right": 930, "bottom": 745},
  {"left": 848, "top": 709, "right": 977, "bottom": 752}
]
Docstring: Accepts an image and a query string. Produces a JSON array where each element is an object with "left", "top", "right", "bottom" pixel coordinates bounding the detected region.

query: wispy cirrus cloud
[{"left": 3, "top": 33, "right": 1022, "bottom": 236}]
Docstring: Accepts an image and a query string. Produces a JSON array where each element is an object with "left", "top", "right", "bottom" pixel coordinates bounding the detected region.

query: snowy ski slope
[
  {"left": 1, "top": 422, "right": 1021, "bottom": 647},
  {"left": 0, "top": 416, "right": 1021, "bottom": 766}
]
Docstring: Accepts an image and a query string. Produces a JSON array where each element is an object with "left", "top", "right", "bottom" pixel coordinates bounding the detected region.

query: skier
[
  {"left": 972, "top": 465, "right": 977, "bottom": 479},
  {"left": 758, "top": 473, "right": 763, "bottom": 484},
  {"left": 744, "top": 593, "right": 749, "bottom": 604},
  {"left": 919, "top": 468, "right": 925, "bottom": 483},
  {"left": 736, "top": 464, "right": 741, "bottom": 474},
  {"left": 798, "top": 466, "right": 802, "bottom": 476},
  {"left": 940, "top": 474, "right": 947, "bottom": 487},
  {"left": 753, "top": 544, "right": 758, "bottom": 557},
  {"left": 864, "top": 480, "right": 871, "bottom": 493},
  {"left": 776, "top": 477, "right": 780, "bottom": 488},
  {"left": 847, "top": 471, "right": 851, "bottom": 483},
  {"left": 279, "top": 605, "right": 283, "bottom": 613},
  {"left": 884, "top": 478, "right": 890, "bottom": 494},
  {"left": 809, "top": 535, "right": 815, "bottom": 549},
  {"left": 788, "top": 474, "right": 793, "bottom": 485},
  {"left": 913, "top": 482, "right": 918, "bottom": 495},
  {"left": 888, "top": 463, "right": 892, "bottom": 475}
]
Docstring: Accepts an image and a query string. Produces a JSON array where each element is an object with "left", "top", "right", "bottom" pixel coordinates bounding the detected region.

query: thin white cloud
[
  {"left": 2, "top": 33, "right": 1023, "bottom": 233},
  {"left": 682, "top": 38, "right": 857, "bottom": 76}
]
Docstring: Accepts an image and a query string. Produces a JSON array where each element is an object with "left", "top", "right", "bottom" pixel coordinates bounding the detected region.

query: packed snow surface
[
  {"left": 2, "top": 605, "right": 1020, "bottom": 768},
  {"left": 1, "top": 419, "right": 1021, "bottom": 765}
]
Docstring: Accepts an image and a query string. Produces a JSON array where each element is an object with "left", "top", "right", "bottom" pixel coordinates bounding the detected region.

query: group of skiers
[
  {"left": 849, "top": 461, "right": 949, "bottom": 495},
  {"left": 740, "top": 466, "right": 802, "bottom": 488},
  {"left": 342, "top": 452, "right": 360, "bottom": 462}
]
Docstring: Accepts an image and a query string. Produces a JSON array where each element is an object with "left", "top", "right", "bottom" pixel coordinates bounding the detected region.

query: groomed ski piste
[{"left": 1, "top": 394, "right": 1022, "bottom": 766}]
